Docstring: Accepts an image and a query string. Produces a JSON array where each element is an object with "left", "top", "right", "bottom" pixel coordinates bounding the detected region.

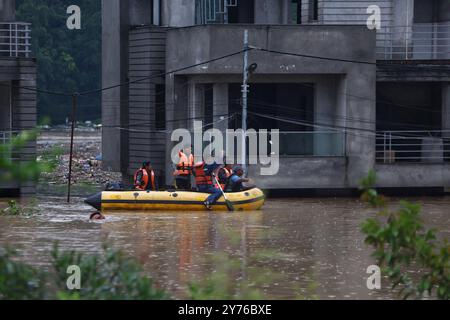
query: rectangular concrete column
[
  {"left": 102, "top": 0, "right": 129, "bottom": 173},
  {"left": 314, "top": 78, "right": 337, "bottom": 156},
  {"left": 213, "top": 83, "right": 229, "bottom": 134},
  {"left": 345, "top": 65, "right": 377, "bottom": 188},
  {"left": 392, "top": 0, "right": 415, "bottom": 59},
  {"left": 187, "top": 81, "right": 203, "bottom": 131}
]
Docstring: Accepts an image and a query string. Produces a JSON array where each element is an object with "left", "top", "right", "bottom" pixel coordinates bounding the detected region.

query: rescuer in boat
[
  {"left": 193, "top": 161, "right": 223, "bottom": 210},
  {"left": 216, "top": 163, "right": 233, "bottom": 190},
  {"left": 225, "top": 166, "right": 252, "bottom": 192},
  {"left": 173, "top": 146, "right": 194, "bottom": 190},
  {"left": 134, "top": 162, "right": 158, "bottom": 191}
]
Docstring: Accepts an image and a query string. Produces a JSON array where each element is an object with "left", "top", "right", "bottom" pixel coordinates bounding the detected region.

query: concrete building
[
  {"left": 102, "top": 0, "right": 450, "bottom": 193},
  {"left": 0, "top": 0, "right": 37, "bottom": 196}
]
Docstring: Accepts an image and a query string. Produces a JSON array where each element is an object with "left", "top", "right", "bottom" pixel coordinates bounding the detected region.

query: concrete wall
[
  {"left": 376, "top": 164, "right": 450, "bottom": 188},
  {"left": 0, "top": 0, "right": 15, "bottom": 21}
]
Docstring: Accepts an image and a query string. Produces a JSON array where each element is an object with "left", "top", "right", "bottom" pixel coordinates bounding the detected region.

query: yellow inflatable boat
[{"left": 85, "top": 188, "right": 265, "bottom": 212}]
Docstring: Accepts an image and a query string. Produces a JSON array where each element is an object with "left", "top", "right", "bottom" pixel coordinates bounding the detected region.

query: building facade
[
  {"left": 102, "top": 0, "right": 450, "bottom": 193},
  {"left": 0, "top": 0, "right": 37, "bottom": 196}
]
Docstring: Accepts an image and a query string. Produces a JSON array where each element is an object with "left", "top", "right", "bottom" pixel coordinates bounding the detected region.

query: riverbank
[{"left": 37, "top": 129, "right": 121, "bottom": 196}]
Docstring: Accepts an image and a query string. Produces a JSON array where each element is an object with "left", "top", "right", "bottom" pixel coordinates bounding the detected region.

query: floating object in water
[{"left": 85, "top": 188, "right": 265, "bottom": 212}]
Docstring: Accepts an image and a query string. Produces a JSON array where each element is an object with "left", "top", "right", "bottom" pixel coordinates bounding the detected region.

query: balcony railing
[
  {"left": 0, "top": 22, "right": 32, "bottom": 58},
  {"left": 377, "top": 23, "right": 450, "bottom": 60},
  {"left": 278, "top": 131, "right": 346, "bottom": 157},
  {"left": 376, "top": 131, "right": 450, "bottom": 164}
]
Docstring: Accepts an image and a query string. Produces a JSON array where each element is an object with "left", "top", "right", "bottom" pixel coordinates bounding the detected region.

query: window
[
  {"left": 309, "top": 0, "right": 318, "bottom": 22},
  {"left": 155, "top": 84, "right": 166, "bottom": 131},
  {"left": 227, "top": 0, "right": 255, "bottom": 24},
  {"left": 291, "top": 0, "right": 302, "bottom": 24}
]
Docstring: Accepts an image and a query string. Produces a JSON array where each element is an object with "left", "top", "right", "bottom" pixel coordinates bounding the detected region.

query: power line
[
  {"left": 253, "top": 47, "right": 376, "bottom": 66},
  {"left": 79, "top": 49, "right": 251, "bottom": 96}
]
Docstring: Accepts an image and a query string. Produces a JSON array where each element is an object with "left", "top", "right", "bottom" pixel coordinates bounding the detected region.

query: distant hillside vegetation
[{"left": 16, "top": 0, "right": 101, "bottom": 124}]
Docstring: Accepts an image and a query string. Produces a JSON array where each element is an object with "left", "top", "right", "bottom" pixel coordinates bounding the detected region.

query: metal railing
[
  {"left": 195, "top": 0, "right": 238, "bottom": 24},
  {"left": 279, "top": 131, "right": 346, "bottom": 157},
  {"left": 0, "top": 22, "right": 32, "bottom": 58},
  {"left": 377, "top": 23, "right": 450, "bottom": 60},
  {"left": 376, "top": 131, "right": 450, "bottom": 163}
]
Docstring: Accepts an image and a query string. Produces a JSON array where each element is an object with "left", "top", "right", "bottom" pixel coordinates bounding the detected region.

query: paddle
[{"left": 212, "top": 173, "right": 235, "bottom": 212}]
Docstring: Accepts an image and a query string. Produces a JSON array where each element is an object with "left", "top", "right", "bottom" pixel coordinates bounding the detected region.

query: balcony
[
  {"left": 376, "top": 131, "right": 450, "bottom": 164},
  {"left": 0, "top": 22, "right": 32, "bottom": 58},
  {"left": 377, "top": 23, "right": 450, "bottom": 60},
  {"left": 278, "top": 131, "right": 346, "bottom": 157}
]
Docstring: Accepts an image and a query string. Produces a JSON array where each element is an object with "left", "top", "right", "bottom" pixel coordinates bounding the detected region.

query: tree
[{"left": 16, "top": 0, "right": 101, "bottom": 124}]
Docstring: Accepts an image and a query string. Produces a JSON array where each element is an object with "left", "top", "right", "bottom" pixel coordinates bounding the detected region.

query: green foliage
[
  {"left": 0, "top": 244, "right": 168, "bottom": 300},
  {"left": 16, "top": 0, "right": 101, "bottom": 124},
  {"left": 359, "top": 170, "right": 386, "bottom": 207},
  {"left": 360, "top": 171, "right": 450, "bottom": 300},
  {"left": 0, "top": 248, "right": 47, "bottom": 300},
  {"left": 1, "top": 199, "right": 41, "bottom": 217},
  {"left": 0, "top": 130, "right": 59, "bottom": 184}
]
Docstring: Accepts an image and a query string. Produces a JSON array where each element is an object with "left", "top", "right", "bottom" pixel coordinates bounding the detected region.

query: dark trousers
[
  {"left": 198, "top": 185, "right": 223, "bottom": 205},
  {"left": 176, "top": 177, "right": 191, "bottom": 190}
]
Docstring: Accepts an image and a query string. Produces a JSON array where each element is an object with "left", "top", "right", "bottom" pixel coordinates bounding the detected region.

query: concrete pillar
[
  {"left": 187, "top": 81, "right": 203, "bottom": 131},
  {"left": 0, "top": 0, "right": 15, "bottom": 21},
  {"left": 129, "top": 0, "right": 153, "bottom": 25},
  {"left": 392, "top": 0, "right": 415, "bottom": 59},
  {"left": 101, "top": 0, "right": 129, "bottom": 173},
  {"left": 161, "top": 0, "right": 195, "bottom": 27},
  {"left": 254, "top": 0, "right": 283, "bottom": 24},
  {"left": 314, "top": 78, "right": 337, "bottom": 156},
  {"left": 213, "top": 83, "right": 229, "bottom": 134},
  {"left": 345, "top": 65, "right": 377, "bottom": 188}
]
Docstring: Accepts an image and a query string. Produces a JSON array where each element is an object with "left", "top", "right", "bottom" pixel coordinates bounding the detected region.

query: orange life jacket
[
  {"left": 134, "top": 169, "right": 156, "bottom": 191},
  {"left": 217, "top": 167, "right": 232, "bottom": 190},
  {"left": 176, "top": 152, "right": 194, "bottom": 176},
  {"left": 193, "top": 162, "right": 213, "bottom": 186}
]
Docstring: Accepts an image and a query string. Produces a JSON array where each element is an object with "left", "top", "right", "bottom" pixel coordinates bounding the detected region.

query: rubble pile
[{"left": 38, "top": 129, "right": 122, "bottom": 187}]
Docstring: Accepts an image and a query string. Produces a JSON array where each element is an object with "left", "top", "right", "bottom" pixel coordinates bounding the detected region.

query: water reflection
[{"left": 1, "top": 196, "right": 449, "bottom": 299}]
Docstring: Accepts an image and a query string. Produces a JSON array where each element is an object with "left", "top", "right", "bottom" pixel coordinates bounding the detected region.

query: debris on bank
[{"left": 38, "top": 128, "right": 122, "bottom": 188}]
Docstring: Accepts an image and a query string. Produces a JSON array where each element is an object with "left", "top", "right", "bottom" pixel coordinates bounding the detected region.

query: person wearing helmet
[
  {"left": 225, "top": 166, "right": 251, "bottom": 193},
  {"left": 134, "top": 162, "right": 158, "bottom": 191}
]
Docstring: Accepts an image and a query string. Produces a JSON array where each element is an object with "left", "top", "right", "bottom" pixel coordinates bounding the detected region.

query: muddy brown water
[{"left": 1, "top": 196, "right": 449, "bottom": 300}]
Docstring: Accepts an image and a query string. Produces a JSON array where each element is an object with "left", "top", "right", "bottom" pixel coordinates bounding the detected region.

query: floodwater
[{"left": 1, "top": 195, "right": 449, "bottom": 300}]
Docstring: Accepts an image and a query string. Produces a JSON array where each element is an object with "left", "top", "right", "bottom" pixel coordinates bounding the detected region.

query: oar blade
[{"left": 225, "top": 200, "right": 235, "bottom": 212}]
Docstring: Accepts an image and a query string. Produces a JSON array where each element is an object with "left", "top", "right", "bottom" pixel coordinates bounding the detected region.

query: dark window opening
[
  {"left": 376, "top": 82, "right": 445, "bottom": 163},
  {"left": 228, "top": 0, "right": 255, "bottom": 24},
  {"left": 204, "top": 84, "right": 214, "bottom": 131},
  {"left": 309, "top": 0, "right": 318, "bottom": 21},
  {"left": 291, "top": 0, "right": 302, "bottom": 24},
  {"left": 155, "top": 84, "right": 166, "bottom": 131},
  {"left": 229, "top": 83, "right": 317, "bottom": 156},
  {"left": 413, "top": 0, "right": 448, "bottom": 23}
]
